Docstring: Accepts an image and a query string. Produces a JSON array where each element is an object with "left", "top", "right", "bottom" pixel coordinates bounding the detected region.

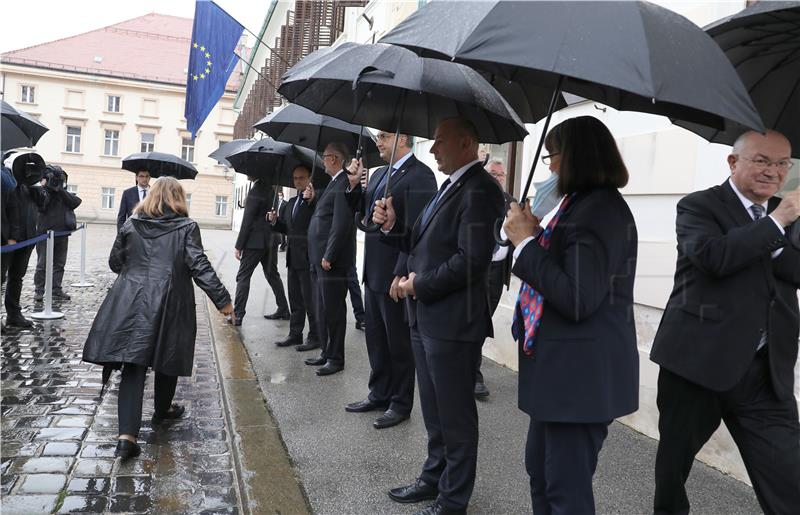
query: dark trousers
[
  {"left": 2, "top": 246, "right": 34, "bottom": 316},
  {"left": 476, "top": 260, "right": 505, "bottom": 384},
  {"left": 287, "top": 266, "right": 317, "bottom": 342},
  {"left": 364, "top": 286, "right": 414, "bottom": 415},
  {"left": 233, "top": 247, "right": 288, "bottom": 320},
  {"left": 525, "top": 418, "right": 610, "bottom": 515},
  {"left": 311, "top": 265, "right": 348, "bottom": 366},
  {"left": 117, "top": 364, "right": 178, "bottom": 436},
  {"left": 347, "top": 265, "right": 365, "bottom": 322},
  {"left": 34, "top": 236, "right": 69, "bottom": 294},
  {"left": 412, "top": 326, "right": 482, "bottom": 511},
  {"left": 654, "top": 353, "right": 800, "bottom": 515}
]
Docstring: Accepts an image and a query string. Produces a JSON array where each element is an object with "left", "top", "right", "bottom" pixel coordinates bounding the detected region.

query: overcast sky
[{"left": 0, "top": 0, "right": 271, "bottom": 53}]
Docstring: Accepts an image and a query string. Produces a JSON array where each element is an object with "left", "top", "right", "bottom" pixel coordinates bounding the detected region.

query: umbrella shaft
[
  {"left": 520, "top": 76, "right": 565, "bottom": 203},
  {"left": 383, "top": 94, "right": 407, "bottom": 199}
]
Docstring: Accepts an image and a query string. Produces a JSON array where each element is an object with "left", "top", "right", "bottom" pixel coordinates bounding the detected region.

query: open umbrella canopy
[
  {"left": 122, "top": 152, "right": 198, "bottom": 180},
  {"left": 1, "top": 100, "right": 49, "bottom": 152},
  {"left": 674, "top": 1, "right": 800, "bottom": 157},
  {"left": 209, "top": 139, "right": 256, "bottom": 166},
  {"left": 278, "top": 42, "right": 528, "bottom": 143},
  {"left": 254, "top": 104, "right": 383, "bottom": 168},
  {"left": 226, "top": 138, "right": 328, "bottom": 190},
  {"left": 380, "top": 0, "right": 764, "bottom": 133}
]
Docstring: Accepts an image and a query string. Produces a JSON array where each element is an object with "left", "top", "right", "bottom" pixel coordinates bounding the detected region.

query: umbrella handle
[
  {"left": 355, "top": 211, "right": 381, "bottom": 233},
  {"left": 789, "top": 220, "right": 800, "bottom": 251}
]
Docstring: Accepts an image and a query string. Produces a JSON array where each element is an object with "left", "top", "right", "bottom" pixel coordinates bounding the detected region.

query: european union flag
[{"left": 184, "top": 0, "right": 244, "bottom": 138}]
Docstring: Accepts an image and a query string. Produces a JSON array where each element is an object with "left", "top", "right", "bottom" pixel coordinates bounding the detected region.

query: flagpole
[{"left": 232, "top": 51, "right": 280, "bottom": 91}]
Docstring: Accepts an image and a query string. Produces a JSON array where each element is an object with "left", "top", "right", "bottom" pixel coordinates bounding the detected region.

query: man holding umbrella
[{"left": 344, "top": 131, "right": 436, "bottom": 429}]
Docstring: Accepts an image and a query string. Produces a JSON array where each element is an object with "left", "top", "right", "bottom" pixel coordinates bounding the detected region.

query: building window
[
  {"left": 107, "top": 95, "right": 121, "bottom": 113},
  {"left": 20, "top": 85, "right": 35, "bottom": 104},
  {"left": 65, "top": 126, "right": 81, "bottom": 153},
  {"left": 140, "top": 132, "right": 155, "bottom": 153},
  {"left": 181, "top": 137, "right": 195, "bottom": 162},
  {"left": 186, "top": 193, "right": 192, "bottom": 211},
  {"left": 66, "top": 184, "right": 78, "bottom": 194},
  {"left": 215, "top": 195, "right": 228, "bottom": 217},
  {"left": 104, "top": 130, "right": 119, "bottom": 156},
  {"left": 101, "top": 187, "right": 115, "bottom": 209}
]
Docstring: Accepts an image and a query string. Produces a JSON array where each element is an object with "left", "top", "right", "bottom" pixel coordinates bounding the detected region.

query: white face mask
[{"left": 530, "top": 172, "right": 562, "bottom": 218}]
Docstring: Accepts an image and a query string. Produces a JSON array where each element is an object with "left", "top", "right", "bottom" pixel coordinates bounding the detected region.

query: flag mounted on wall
[{"left": 184, "top": 0, "right": 244, "bottom": 139}]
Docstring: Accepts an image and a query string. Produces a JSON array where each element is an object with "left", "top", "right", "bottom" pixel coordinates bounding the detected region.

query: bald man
[{"left": 651, "top": 130, "right": 800, "bottom": 514}]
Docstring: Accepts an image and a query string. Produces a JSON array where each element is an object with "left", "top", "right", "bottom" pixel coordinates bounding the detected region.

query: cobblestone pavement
[{"left": 1, "top": 224, "right": 242, "bottom": 514}]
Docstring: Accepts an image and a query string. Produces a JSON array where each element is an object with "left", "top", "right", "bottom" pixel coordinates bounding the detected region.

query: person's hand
[
  {"left": 397, "top": 272, "right": 416, "bottom": 300},
  {"left": 39, "top": 178, "right": 47, "bottom": 187},
  {"left": 372, "top": 196, "right": 396, "bottom": 231},
  {"left": 504, "top": 200, "right": 540, "bottom": 247},
  {"left": 389, "top": 275, "right": 403, "bottom": 302},
  {"left": 347, "top": 158, "right": 365, "bottom": 190},
  {"left": 234, "top": 248, "right": 242, "bottom": 261},
  {"left": 321, "top": 258, "right": 332, "bottom": 271},
  {"left": 303, "top": 183, "right": 315, "bottom": 202},
  {"left": 219, "top": 303, "right": 235, "bottom": 324},
  {"left": 771, "top": 188, "right": 800, "bottom": 227},
  {"left": 268, "top": 210, "right": 277, "bottom": 223}
]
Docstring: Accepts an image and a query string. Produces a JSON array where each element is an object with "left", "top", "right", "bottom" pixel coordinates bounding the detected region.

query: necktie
[
  {"left": 750, "top": 204, "right": 765, "bottom": 221},
  {"left": 420, "top": 179, "right": 450, "bottom": 227},
  {"left": 369, "top": 167, "right": 397, "bottom": 217},
  {"left": 141, "top": 189, "right": 146, "bottom": 201},
  {"left": 512, "top": 194, "right": 576, "bottom": 357},
  {"left": 291, "top": 197, "right": 301, "bottom": 221}
]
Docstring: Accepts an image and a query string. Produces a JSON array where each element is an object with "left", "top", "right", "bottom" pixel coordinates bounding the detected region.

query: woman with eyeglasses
[{"left": 504, "top": 116, "right": 639, "bottom": 514}]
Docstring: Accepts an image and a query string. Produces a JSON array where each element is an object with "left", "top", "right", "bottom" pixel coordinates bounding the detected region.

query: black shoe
[
  {"left": 305, "top": 356, "right": 326, "bottom": 366},
  {"left": 316, "top": 362, "right": 344, "bottom": 376},
  {"left": 388, "top": 478, "right": 438, "bottom": 504},
  {"left": 374, "top": 409, "right": 409, "bottom": 429},
  {"left": 275, "top": 336, "right": 302, "bottom": 347},
  {"left": 355, "top": 320, "right": 365, "bottom": 331},
  {"left": 33, "top": 293, "right": 44, "bottom": 302},
  {"left": 474, "top": 382, "right": 490, "bottom": 399},
  {"left": 296, "top": 339, "right": 321, "bottom": 352},
  {"left": 52, "top": 291, "right": 71, "bottom": 300},
  {"left": 345, "top": 398, "right": 388, "bottom": 413},
  {"left": 264, "top": 310, "right": 290, "bottom": 320},
  {"left": 151, "top": 404, "right": 185, "bottom": 425},
  {"left": 115, "top": 439, "right": 141, "bottom": 459},
  {"left": 5, "top": 314, "right": 33, "bottom": 328}
]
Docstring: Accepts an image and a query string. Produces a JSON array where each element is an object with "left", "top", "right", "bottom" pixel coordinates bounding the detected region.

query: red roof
[{"left": 1, "top": 13, "right": 240, "bottom": 91}]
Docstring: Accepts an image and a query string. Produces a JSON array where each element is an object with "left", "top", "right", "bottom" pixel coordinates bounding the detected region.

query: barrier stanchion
[
  {"left": 31, "top": 230, "right": 64, "bottom": 320},
  {"left": 71, "top": 223, "right": 93, "bottom": 288}
]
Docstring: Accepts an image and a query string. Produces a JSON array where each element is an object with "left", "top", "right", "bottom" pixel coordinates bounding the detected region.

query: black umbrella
[
  {"left": 381, "top": 0, "right": 765, "bottom": 244},
  {"left": 254, "top": 103, "right": 382, "bottom": 168},
  {"left": 122, "top": 152, "right": 198, "bottom": 180},
  {"left": 1, "top": 100, "right": 49, "bottom": 152},
  {"left": 226, "top": 138, "right": 328, "bottom": 190},
  {"left": 209, "top": 139, "right": 256, "bottom": 167},
  {"left": 279, "top": 42, "right": 528, "bottom": 231}
]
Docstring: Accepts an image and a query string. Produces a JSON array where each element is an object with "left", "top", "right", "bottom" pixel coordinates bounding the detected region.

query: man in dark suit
[
  {"left": 650, "top": 130, "right": 800, "bottom": 515},
  {"left": 304, "top": 142, "right": 357, "bottom": 376},
  {"left": 117, "top": 170, "right": 150, "bottom": 232},
  {"left": 275, "top": 191, "right": 287, "bottom": 251},
  {"left": 269, "top": 165, "right": 319, "bottom": 350},
  {"left": 232, "top": 176, "right": 289, "bottom": 326},
  {"left": 344, "top": 131, "right": 437, "bottom": 429},
  {"left": 374, "top": 117, "right": 504, "bottom": 514}
]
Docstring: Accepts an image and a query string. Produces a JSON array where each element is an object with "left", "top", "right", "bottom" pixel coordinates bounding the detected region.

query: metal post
[
  {"left": 32, "top": 231, "right": 64, "bottom": 320},
  {"left": 71, "top": 224, "right": 93, "bottom": 288}
]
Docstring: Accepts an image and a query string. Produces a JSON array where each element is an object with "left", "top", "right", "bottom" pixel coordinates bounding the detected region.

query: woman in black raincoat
[{"left": 83, "top": 177, "right": 234, "bottom": 459}]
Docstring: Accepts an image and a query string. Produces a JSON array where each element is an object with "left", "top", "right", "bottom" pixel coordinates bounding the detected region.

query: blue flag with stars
[{"left": 184, "top": 0, "right": 244, "bottom": 138}]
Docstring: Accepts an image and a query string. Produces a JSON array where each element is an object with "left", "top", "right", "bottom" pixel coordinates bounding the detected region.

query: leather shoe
[
  {"left": 345, "top": 398, "right": 388, "bottom": 413},
  {"left": 388, "top": 478, "right": 438, "bottom": 504},
  {"left": 374, "top": 409, "right": 409, "bottom": 429},
  {"left": 304, "top": 356, "right": 326, "bottom": 366},
  {"left": 114, "top": 439, "right": 141, "bottom": 459},
  {"left": 296, "top": 339, "right": 321, "bottom": 352},
  {"left": 316, "top": 362, "right": 344, "bottom": 376},
  {"left": 264, "top": 310, "right": 290, "bottom": 320},
  {"left": 5, "top": 314, "right": 33, "bottom": 328},
  {"left": 151, "top": 404, "right": 185, "bottom": 425},
  {"left": 275, "top": 336, "right": 302, "bottom": 347},
  {"left": 52, "top": 291, "right": 71, "bottom": 300},
  {"left": 414, "top": 500, "right": 465, "bottom": 515},
  {"left": 474, "top": 382, "right": 490, "bottom": 399}
]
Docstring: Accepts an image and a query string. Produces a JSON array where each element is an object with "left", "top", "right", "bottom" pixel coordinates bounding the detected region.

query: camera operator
[{"left": 34, "top": 165, "right": 81, "bottom": 302}]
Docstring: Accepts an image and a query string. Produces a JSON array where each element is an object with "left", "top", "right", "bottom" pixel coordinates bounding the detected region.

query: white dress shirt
[{"left": 728, "top": 178, "right": 785, "bottom": 258}]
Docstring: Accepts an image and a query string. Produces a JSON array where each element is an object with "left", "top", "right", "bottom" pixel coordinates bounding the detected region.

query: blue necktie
[
  {"left": 420, "top": 179, "right": 450, "bottom": 227},
  {"left": 291, "top": 197, "right": 301, "bottom": 221}
]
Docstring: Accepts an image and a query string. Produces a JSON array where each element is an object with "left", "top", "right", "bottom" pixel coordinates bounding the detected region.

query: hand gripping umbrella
[
  {"left": 381, "top": 0, "right": 765, "bottom": 245},
  {"left": 278, "top": 42, "right": 528, "bottom": 232},
  {"left": 1, "top": 100, "right": 49, "bottom": 152},
  {"left": 122, "top": 152, "right": 198, "bottom": 180}
]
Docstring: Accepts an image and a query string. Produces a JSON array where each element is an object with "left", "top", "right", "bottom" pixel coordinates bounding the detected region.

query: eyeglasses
[
  {"left": 740, "top": 156, "right": 794, "bottom": 171},
  {"left": 541, "top": 153, "right": 560, "bottom": 165},
  {"left": 322, "top": 154, "right": 338, "bottom": 160}
]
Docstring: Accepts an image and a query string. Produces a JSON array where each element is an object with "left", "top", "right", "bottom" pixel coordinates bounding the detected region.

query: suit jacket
[
  {"left": 512, "top": 188, "right": 639, "bottom": 423},
  {"left": 650, "top": 180, "right": 800, "bottom": 399},
  {"left": 346, "top": 154, "right": 437, "bottom": 293},
  {"left": 117, "top": 186, "right": 142, "bottom": 232},
  {"left": 235, "top": 180, "right": 277, "bottom": 250},
  {"left": 273, "top": 194, "right": 314, "bottom": 270},
  {"left": 308, "top": 171, "right": 356, "bottom": 270},
  {"left": 386, "top": 163, "right": 504, "bottom": 343}
]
